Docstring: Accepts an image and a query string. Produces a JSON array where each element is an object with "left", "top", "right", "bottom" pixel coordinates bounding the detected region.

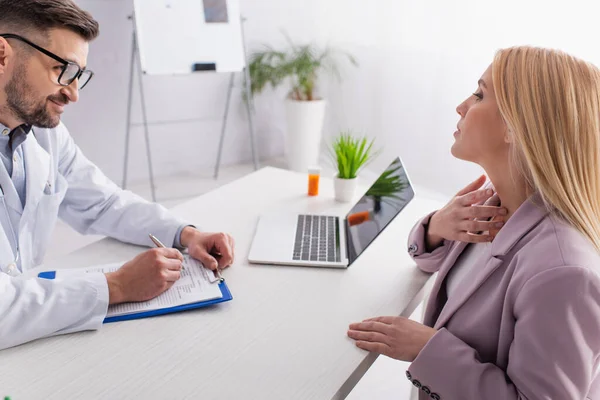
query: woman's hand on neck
[{"left": 483, "top": 162, "right": 530, "bottom": 220}]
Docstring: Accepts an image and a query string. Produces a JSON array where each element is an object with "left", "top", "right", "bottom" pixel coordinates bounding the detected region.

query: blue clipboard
[{"left": 38, "top": 271, "right": 233, "bottom": 323}]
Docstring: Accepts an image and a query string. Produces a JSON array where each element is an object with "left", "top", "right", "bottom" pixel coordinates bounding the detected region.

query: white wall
[
  {"left": 66, "top": 0, "right": 281, "bottom": 188},
  {"left": 316, "top": 0, "right": 600, "bottom": 196},
  {"left": 68, "top": 0, "right": 600, "bottom": 196}
]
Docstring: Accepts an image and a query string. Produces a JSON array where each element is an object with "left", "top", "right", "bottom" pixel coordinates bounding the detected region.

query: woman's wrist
[{"left": 425, "top": 212, "right": 445, "bottom": 252}]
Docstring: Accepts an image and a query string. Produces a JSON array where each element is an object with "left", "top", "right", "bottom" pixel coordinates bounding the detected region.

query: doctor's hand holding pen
[
  {"left": 103, "top": 227, "right": 235, "bottom": 305},
  {"left": 105, "top": 247, "right": 184, "bottom": 304}
]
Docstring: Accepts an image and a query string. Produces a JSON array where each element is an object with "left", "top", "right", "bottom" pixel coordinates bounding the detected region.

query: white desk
[{"left": 0, "top": 167, "right": 444, "bottom": 400}]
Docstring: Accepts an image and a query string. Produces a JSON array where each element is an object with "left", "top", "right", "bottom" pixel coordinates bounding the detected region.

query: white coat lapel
[
  {"left": 18, "top": 133, "right": 51, "bottom": 269},
  {"left": 0, "top": 151, "right": 23, "bottom": 214},
  {"left": 0, "top": 140, "right": 25, "bottom": 273},
  {"left": 21, "top": 132, "right": 51, "bottom": 216},
  {"left": 0, "top": 195, "right": 19, "bottom": 275}
]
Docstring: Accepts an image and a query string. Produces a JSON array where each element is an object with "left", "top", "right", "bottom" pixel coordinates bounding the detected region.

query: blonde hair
[{"left": 492, "top": 46, "right": 600, "bottom": 251}]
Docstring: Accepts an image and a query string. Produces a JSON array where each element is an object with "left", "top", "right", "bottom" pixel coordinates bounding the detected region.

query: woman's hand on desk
[
  {"left": 180, "top": 227, "right": 235, "bottom": 271},
  {"left": 347, "top": 316, "right": 437, "bottom": 362},
  {"left": 426, "top": 175, "right": 508, "bottom": 250},
  {"left": 106, "top": 248, "right": 184, "bottom": 304}
]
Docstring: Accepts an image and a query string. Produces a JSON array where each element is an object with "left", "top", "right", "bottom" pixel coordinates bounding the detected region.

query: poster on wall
[{"left": 203, "top": 0, "right": 229, "bottom": 23}]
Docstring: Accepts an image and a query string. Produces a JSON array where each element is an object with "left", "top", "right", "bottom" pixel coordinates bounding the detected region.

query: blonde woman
[{"left": 347, "top": 46, "right": 600, "bottom": 399}]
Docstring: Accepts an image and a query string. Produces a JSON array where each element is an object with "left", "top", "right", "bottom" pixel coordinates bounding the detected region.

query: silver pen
[
  {"left": 148, "top": 233, "right": 185, "bottom": 270},
  {"left": 207, "top": 249, "right": 225, "bottom": 282},
  {"left": 148, "top": 234, "right": 224, "bottom": 281}
]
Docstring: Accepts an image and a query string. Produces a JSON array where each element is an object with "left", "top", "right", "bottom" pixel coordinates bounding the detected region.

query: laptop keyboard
[{"left": 293, "top": 215, "right": 341, "bottom": 262}]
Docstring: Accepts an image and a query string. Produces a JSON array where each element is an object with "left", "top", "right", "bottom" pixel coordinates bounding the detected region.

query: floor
[{"left": 45, "top": 157, "right": 424, "bottom": 400}]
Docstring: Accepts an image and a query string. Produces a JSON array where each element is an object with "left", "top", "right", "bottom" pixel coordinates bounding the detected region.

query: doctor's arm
[
  {"left": 407, "top": 266, "right": 600, "bottom": 399},
  {"left": 0, "top": 272, "right": 108, "bottom": 350},
  {"left": 0, "top": 247, "right": 184, "bottom": 350},
  {"left": 55, "top": 127, "right": 234, "bottom": 270},
  {"left": 55, "top": 128, "right": 189, "bottom": 250}
]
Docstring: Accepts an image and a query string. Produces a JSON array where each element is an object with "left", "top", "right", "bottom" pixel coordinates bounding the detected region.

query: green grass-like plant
[{"left": 329, "top": 132, "right": 378, "bottom": 180}]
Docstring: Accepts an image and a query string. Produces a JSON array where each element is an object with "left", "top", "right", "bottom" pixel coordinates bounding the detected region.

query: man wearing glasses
[{"left": 0, "top": 0, "right": 235, "bottom": 350}]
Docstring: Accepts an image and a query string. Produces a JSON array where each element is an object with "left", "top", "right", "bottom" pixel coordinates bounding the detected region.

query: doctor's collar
[
  {"left": 7, "top": 124, "right": 32, "bottom": 150},
  {"left": 10, "top": 124, "right": 32, "bottom": 135}
]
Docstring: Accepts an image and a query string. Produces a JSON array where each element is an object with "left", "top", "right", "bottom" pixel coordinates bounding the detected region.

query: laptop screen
[{"left": 345, "top": 157, "right": 415, "bottom": 265}]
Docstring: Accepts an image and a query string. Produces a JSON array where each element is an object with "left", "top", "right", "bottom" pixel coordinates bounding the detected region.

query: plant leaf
[
  {"left": 329, "top": 131, "right": 378, "bottom": 179},
  {"left": 247, "top": 35, "right": 357, "bottom": 100}
]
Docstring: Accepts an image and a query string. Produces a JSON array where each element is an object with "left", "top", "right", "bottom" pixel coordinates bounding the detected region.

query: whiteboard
[{"left": 133, "top": 0, "right": 245, "bottom": 74}]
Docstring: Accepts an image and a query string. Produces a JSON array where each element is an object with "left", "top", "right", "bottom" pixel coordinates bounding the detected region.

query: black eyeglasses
[{"left": 0, "top": 33, "right": 94, "bottom": 90}]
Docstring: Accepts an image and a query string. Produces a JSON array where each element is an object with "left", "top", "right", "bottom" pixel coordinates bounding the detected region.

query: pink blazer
[{"left": 406, "top": 193, "right": 600, "bottom": 400}]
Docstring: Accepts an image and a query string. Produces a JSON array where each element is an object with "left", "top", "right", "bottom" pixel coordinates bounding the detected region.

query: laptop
[{"left": 248, "top": 157, "right": 415, "bottom": 268}]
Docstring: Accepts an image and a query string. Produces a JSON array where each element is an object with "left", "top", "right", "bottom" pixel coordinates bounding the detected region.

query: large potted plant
[
  {"left": 249, "top": 40, "right": 357, "bottom": 172},
  {"left": 329, "top": 132, "right": 378, "bottom": 202}
]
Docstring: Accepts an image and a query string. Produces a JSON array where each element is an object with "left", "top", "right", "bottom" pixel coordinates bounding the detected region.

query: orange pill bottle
[{"left": 308, "top": 167, "right": 321, "bottom": 196}]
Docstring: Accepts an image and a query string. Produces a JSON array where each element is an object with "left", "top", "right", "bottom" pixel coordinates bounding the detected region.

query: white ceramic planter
[
  {"left": 334, "top": 176, "right": 358, "bottom": 202},
  {"left": 284, "top": 98, "right": 327, "bottom": 173}
]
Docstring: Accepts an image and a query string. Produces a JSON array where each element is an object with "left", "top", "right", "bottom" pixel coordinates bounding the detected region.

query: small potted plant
[
  {"left": 329, "top": 132, "right": 378, "bottom": 202},
  {"left": 249, "top": 37, "right": 357, "bottom": 173}
]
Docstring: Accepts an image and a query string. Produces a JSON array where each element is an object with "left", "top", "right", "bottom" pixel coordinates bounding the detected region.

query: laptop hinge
[{"left": 343, "top": 217, "right": 350, "bottom": 264}]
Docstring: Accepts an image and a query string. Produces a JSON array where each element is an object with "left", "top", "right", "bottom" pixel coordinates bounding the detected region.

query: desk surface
[{"left": 1, "top": 167, "right": 444, "bottom": 400}]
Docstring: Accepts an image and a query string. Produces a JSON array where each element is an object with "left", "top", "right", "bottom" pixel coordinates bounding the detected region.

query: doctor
[{"left": 0, "top": 0, "right": 235, "bottom": 350}]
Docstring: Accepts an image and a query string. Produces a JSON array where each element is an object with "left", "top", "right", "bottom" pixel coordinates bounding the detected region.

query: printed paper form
[{"left": 53, "top": 255, "right": 223, "bottom": 318}]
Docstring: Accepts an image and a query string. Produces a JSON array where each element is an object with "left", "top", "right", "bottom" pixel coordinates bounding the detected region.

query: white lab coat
[{"left": 0, "top": 123, "right": 189, "bottom": 350}]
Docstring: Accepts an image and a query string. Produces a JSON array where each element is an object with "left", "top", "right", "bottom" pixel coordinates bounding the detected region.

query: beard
[{"left": 4, "top": 63, "right": 68, "bottom": 128}]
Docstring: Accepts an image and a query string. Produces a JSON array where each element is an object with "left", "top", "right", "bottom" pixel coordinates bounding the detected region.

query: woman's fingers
[
  {"left": 458, "top": 219, "right": 505, "bottom": 234},
  {"left": 456, "top": 175, "right": 487, "bottom": 196}
]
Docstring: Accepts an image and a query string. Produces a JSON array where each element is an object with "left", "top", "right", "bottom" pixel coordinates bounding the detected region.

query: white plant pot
[
  {"left": 334, "top": 176, "right": 358, "bottom": 203},
  {"left": 284, "top": 98, "right": 327, "bottom": 173}
]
